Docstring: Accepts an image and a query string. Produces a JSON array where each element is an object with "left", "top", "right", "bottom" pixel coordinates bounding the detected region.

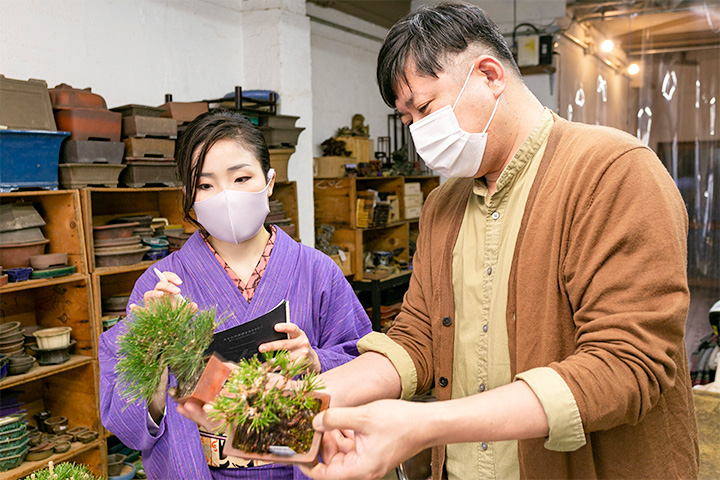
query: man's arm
[
  {"left": 302, "top": 380, "right": 548, "bottom": 480},
  {"left": 319, "top": 351, "right": 402, "bottom": 407}
]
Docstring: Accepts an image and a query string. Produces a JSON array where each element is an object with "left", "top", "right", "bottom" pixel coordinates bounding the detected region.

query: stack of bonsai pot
[
  {"left": 265, "top": 200, "right": 296, "bottom": 238},
  {"left": 0, "top": 409, "right": 100, "bottom": 473},
  {"left": 93, "top": 221, "right": 149, "bottom": 268},
  {"left": 0, "top": 322, "right": 35, "bottom": 377},
  {"left": 0, "top": 203, "right": 75, "bottom": 283},
  {"left": 50, "top": 83, "right": 126, "bottom": 188},
  {"left": 101, "top": 294, "right": 130, "bottom": 332},
  {"left": 259, "top": 114, "right": 302, "bottom": 183},
  {"left": 0, "top": 75, "right": 69, "bottom": 192},
  {"left": 112, "top": 104, "right": 180, "bottom": 188},
  {"left": 26, "top": 326, "right": 75, "bottom": 366}
]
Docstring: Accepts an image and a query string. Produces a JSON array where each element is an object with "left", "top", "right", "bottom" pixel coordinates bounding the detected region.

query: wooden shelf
[
  {"left": 0, "top": 273, "right": 87, "bottom": 293},
  {"left": 0, "top": 439, "right": 102, "bottom": 480},
  {"left": 357, "top": 221, "right": 407, "bottom": 231},
  {"left": 94, "top": 260, "right": 158, "bottom": 277},
  {"left": 520, "top": 64, "right": 556, "bottom": 75},
  {"left": 0, "top": 355, "right": 93, "bottom": 390}
]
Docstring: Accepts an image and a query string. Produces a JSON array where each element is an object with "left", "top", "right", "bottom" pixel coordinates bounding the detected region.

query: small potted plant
[
  {"left": 115, "top": 296, "right": 230, "bottom": 406},
  {"left": 208, "top": 351, "right": 330, "bottom": 465}
]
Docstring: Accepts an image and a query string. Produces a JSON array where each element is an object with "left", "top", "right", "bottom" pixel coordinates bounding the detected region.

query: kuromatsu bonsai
[
  {"left": 115, "top": 296, "right": 224, "bottom": 405},
  {"left": 208, "top": 351, "right": 329, "bottom": 463}
]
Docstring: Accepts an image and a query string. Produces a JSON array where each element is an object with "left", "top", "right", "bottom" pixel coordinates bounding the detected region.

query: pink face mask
[{"left": 192, "top": 169, "right": 275, "bottom": 244}]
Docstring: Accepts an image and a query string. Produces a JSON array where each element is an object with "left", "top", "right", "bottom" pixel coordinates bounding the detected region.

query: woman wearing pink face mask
[{"left": 99, "top": 109, "right": 372, "bottom": 480}]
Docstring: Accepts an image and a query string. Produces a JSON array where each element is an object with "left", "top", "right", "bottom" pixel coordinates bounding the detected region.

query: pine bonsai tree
[
  {"left": 28, "top": 461, "right": 101, "bottom": 480},
  {"left": 115, "top": 296, "right": 221, "bottom": 405},
  {"left": 208, "top": 350, "right": 324, "bottom": 455}
]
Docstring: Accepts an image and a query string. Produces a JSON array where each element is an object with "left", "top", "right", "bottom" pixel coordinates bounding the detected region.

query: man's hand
[{"left": 300, "top": 400, "right": 428, "bottom": 480}]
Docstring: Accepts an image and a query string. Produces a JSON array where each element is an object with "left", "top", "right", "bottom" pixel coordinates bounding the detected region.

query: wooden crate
[
  {"left": 314, "top": 156, "right": 352, "bottom": 179},
  {"left": 1, "top": 190, "right": 88, "bottom": 275},
  {"left": 314, "top": 177, "right": 406, "bottom": 228},
  {"left": 81, "top": 187, "right": 195, "bottom": 272},
  {"left": 335, "top": 136, "right": 374, "bottom": 163},
  {"left": 330, "top": 223, "right": 409, "bottom": 280},
  {"left": 271, "top": 181, "right": 300, "bottom": 242},
  {"left": 0, "top": 275, "right": 96, "bottom": 357}
]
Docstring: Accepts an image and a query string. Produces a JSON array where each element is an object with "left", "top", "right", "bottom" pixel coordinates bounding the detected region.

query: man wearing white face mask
[{"left": 299, "top": 2, "right": 699, "bottom": 480}]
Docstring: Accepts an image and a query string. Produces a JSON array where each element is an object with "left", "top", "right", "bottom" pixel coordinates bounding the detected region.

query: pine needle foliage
[
  {"left": 27, "top": 461, "right": 101, "bottom": 480},
  {"left": 209, "top": 350, "right": 324, "bottom": 454},
  {"left": 115, "top": 296, "right": 220, "bottom": 405}
]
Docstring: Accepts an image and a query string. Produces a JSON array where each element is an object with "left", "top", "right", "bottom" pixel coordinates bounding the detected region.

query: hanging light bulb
[
  {"left": 601, "top": 39, "right": 614, "bottom": 52},
  {"left": 628, "top": 63, "right": 640, "bottom": 75}
]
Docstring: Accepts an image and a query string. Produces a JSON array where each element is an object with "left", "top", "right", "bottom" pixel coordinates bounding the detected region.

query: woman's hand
[
  {"left": 128, "top": 271, "right": 197, "bottom": 311},
  {"left": 259, "top": 323, "right": 321, "bottom": 373}
]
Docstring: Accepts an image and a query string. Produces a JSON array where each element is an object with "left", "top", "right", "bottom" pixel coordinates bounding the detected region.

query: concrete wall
[
  {"left": 309, "top": 3, "right": 395, "bottom": 158},
  {"left": 0, "top": 0, "right": 246, "bottom": 108}
]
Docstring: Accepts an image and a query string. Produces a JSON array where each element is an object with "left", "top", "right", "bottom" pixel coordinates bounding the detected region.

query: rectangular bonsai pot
[
  {"left": 53, "top": 107, "right": 122, "bottom": 142},
  {"left": 222, "top": 390, "right": 330, "bottom": 466},
  {"left": 59, "top": 164, "right": 126, "bottom": 188},
  {"left": 60, "top": 140, "right": 125, "bottom": 164},
  {"left": 0, "top": 130, "right": 69, "bottom": 192},
  {"left": 122, "top": 116, "right": 178, "bottom": 139},
  {"left": 119, "top": 162, "right": 179, "bottom": 188}
]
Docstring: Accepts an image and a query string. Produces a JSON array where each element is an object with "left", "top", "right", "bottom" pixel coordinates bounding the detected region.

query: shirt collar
[{"left": 473, "top": 108, "right": 554, "bottom": 198}]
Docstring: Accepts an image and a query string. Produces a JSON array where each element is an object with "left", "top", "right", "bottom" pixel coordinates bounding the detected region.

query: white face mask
[
  {"left": 409, "top": 65, "right": 500, "bottom": 178},
  {"left": 192, "top": 169, "right": 275, "bottom": 244}
]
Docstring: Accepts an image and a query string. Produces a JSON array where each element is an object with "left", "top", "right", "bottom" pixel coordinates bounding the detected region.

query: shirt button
[
  {"left": 483, "top": 324, "right": 488, "bottom": 333},
  {"left": 491, "top": 212, "right": 499, "bottom": 220},
  {"left": 478, "top": 383, "right": 486, "bottom": 392},
  {"left": 438, "top": 377, "right": 448, "bottom": 387},
  {"left": 442, "top": 316, "right": 452, "bottom": 327},
  {"left": 486, "top": 267, "right": 492, "bottom": 275},
  {"left": 481, "top": 442, "right": 488, "bottom": 451}
]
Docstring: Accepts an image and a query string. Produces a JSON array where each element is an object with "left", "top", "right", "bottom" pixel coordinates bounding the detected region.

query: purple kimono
[{"left": 99, "top": 228, "right": 372, "bottom": 480}]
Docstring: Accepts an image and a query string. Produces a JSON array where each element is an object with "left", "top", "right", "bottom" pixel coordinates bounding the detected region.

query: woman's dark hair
[
  {"left": 377, "top": 2, "right": 520, "bottom": 107},
  {"left": 175, "top": 108, "right": 271, "bottom": 228}
]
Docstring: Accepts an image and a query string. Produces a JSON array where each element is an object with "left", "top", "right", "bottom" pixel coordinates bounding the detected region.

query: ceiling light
[
  {"left": 628, "top": 63, "right": 640, "bottom": 75},
  {"left": 601, "top": 40, "right": 614, "bottom": 52}
]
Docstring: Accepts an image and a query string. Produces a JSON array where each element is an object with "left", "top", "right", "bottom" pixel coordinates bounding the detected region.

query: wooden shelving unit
[
  {"left": 0, "top": 190, "right": 104, "bottom": 479},
  {"left": 314, "top": 176, "right": 439, "bottom": 280}
]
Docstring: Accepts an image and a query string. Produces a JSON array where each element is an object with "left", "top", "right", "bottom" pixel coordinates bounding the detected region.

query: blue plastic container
[{"left": 0, "top": 130, "right": 70, "bottom": 192}]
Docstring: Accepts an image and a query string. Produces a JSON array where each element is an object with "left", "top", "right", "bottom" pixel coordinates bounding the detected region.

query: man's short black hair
[{"left": 377, "top": 2, "right": 520, "bottom": 107}]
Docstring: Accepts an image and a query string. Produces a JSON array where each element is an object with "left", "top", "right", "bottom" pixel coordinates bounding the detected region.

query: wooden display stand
[{"left": 0, "top": 190, "right": 105, "bottom": 479}]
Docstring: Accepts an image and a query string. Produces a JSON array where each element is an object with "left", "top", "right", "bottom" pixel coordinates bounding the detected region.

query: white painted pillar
[{"left": 241, "top": 0, "right": 314, "bottom": 246}]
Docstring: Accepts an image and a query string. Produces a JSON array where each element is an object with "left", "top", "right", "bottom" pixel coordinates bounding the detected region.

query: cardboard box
[
  {"left": 404, "top": 182, "right": 422, "bottom": 196},
  {"left": 405, "top": 205, "right": 422, "bottom": 219},
  {"left": 330, "top": 251, "right": 353, "bottom": 277},
  {"left": 314, "top": 156, "right": 352, "bottom": 179},
  {"left": 404, "top": 193, "right": 423, "bottom": 208}
]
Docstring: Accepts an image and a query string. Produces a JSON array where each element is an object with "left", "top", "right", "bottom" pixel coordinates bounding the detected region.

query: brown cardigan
[{"left": 387, "top": 115, "right": 699, "bottom": 479}]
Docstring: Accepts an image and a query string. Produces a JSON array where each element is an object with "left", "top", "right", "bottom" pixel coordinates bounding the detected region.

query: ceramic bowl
[
  {"left": 28, "top": 432, "right": 42, "bottom": 447},
  {"left": 53, "top": 434, "right": 72, "bottom": 444},
  {"left": 109, "top": 462, "right": 136, "bottom": 480},
  {"left": 29, "top": 252, "right": 68, "bottom": 270},
  {"left": 107, "top": 453, "right": 126, "bottom": 476},
  {"left": 53, "top": 441, "right": 71, "bottom": 453},
  {"left": 0, "top": 331, "right": 24, "bottom": 345},
  {"left": 93, "top": 222, "right": 140, "bottom": 241},
  {"left": 0, "top": 322, "right": 21, "bottom": 336},
  {"left": 25, "top": 441, "right": 54, "bottom": 461},
  {"left": 51, "top": 424, "right": 69, "bottom": 435},
  {"left": 0, "top": 340, "right": 24, "bottom": 355},
  {"left": 7, "top": 354, "right": 32, "bottom": 365},
  {"left": 0, "top": 328, "right": 24, "bottom": 342},
  {"left": 76, "top": 430, "right": 98, "bottom": 444},
  {"left": 7, "top": 356, "right": 34, "bottom": 376},
  {"left": 33, "top": 326, "right": 72, "bottom": 349},
  {"left": 29, "top": 340, "right": 76, "bottom": 366},
  {"left": 67, "top": 426, "right": 88, "bottom": 442},
  {"left": 42, "top": 416, "right": 67, "bottom": 431}
]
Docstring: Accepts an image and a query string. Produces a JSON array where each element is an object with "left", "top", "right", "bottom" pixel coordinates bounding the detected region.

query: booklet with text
[{"left": 205, "top": 300, "right": 289, "bottom": 362}]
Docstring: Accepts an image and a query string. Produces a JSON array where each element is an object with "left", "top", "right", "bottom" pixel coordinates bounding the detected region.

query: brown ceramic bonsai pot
[
  {"left": 76, "top": 430, "right": 98, "bottom": 444},
  {"left": 222, "top": 390, "right": 330, "bottom": 466},
  {"left": 67, "top": 426, "right": 89, "bottom": 442},
  {"left": 170, "top": 353, "right": 233, "bottom": 405}
]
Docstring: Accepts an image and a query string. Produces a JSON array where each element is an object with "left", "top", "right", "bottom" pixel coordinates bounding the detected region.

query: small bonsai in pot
[
  {"left": 115, "top": 296, "right": 227, "bottom": 406},
  {"left": 28, "top": 461, "right": 101, "bottom": 480},
  {"left": 208, "top": 351, "right": 330, "bottom": 465}
]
